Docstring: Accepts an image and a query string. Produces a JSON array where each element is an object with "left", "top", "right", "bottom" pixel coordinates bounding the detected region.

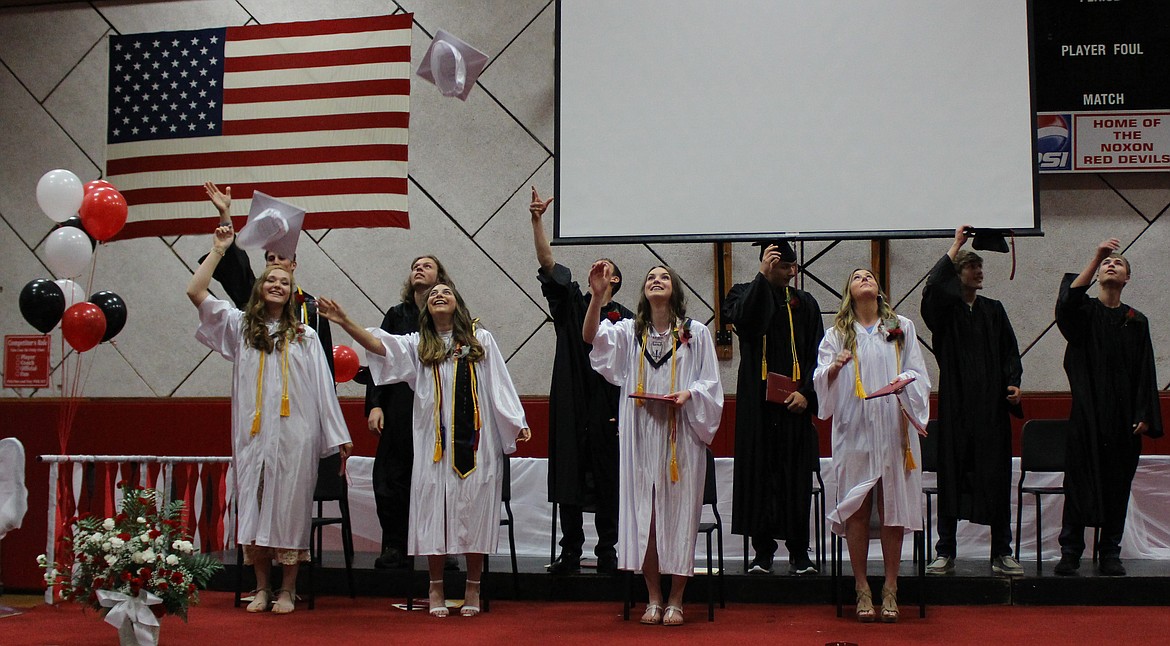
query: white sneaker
[
  {"left": 992, "top": 555, "right": 1024, "bottom": 577},
  {"left": 925, "top": 556, "right": 955, "bottom": 575}
]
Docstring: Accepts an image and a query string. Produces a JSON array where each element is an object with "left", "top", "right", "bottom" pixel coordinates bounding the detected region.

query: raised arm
[
  {"left": 187, "top": 226, "right": 234, "bottom": 307},
  {"left": 204, "top": 181, "right": 233, "bottom": 226},
  {"left": 316, "top": 297, "right": 387, "bottom": 356},
  {"left": 529, "top": 186, "right": 556, "bottom": 273},
  {"left": 581, "top": 260, "right": 611, "bottom": 344},
  {"left": 946, "top": 224, "right": 970, "bottom": 262},
  {"left": 1071, "top": 238, "right": 1119, "bottom": 288}
]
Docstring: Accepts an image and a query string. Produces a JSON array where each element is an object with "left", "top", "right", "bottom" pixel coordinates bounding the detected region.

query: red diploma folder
[
  {"left": 864, "top": 376, "right": 916, "bottom": 400},
  {"left": 766, "top": 372, "right": 799, "bottom": 404},
  {"left": 628, "top": 392, "right": 676, "bottom": 403}
]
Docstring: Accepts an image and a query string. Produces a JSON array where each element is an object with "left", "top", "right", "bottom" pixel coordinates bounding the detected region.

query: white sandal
[
  {"left": 428, "top": 579, "right": 448, "bottom": 618},
  {"left": 460, "top": 579, "right": 481, "bottom": 617},
  {"left": 246, "top": 588, "right": 271, "bottom": 613}
]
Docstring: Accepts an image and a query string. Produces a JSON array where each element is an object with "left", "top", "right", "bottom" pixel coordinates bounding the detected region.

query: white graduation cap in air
[
  {"left": 416, "top": 29, "right": 490, "bottom": 101},
  {"left": 235, "top": 191, "right": 306, "bottom": 259}
]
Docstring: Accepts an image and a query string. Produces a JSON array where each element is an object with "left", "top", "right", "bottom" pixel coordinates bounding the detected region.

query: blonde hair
[
  {"left": 417, "top": 283, "right": 484, "bottom": 365},
  {"left": 243, "top": 267, "right": 300, "bottom": 353},
  {"left": 832, "top": 268, "right": 898, "bottom": 351}
]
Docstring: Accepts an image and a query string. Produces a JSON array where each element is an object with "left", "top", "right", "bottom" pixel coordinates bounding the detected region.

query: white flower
[
  {"left": 136, "top": 517, "right": 146, "bottom": 524},
  {"left": 143, "top": 548, "right": 157, "bottom": 564},
  {"left": 43, "top": 568, "right": 56, "bottom": 582},
  {"left": 131, "top": 551, "right": 145, "bottom": 564},
  {"left": 139, "top": 532, "right": 151, "bottom": 543},
  {"left": 109, "top": 537, "right": 124, "bottom": 550},
  {"left": 165, "top": 554, "right": 180, "bottom": 566},
  {"left": 105, "top": 554, "right": 118, "bottom": 566},
  {"left": 102, "top": 541, "right": 113, "bottom": 552},
  {"left": 89, "top": 533, "right": 104, "bottom": 545},
  {"left": 103, "top": 518, "right": 116, "bottom": 531},
  {"left": 36, "top": 554, "right": 47, "bottom": 566}
]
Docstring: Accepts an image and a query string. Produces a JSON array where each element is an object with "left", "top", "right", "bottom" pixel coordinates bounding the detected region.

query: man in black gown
[
  {"left": 530, "top": 187, "right": 632, "bottom": 575},
  {"left": 366, "top": 256, "right": 454, "bottom": 569},
  {"left": 921, "top": 226, "right": 1024, "bottom": 577},
  {"left": 723, "top": 241, "right": 823, "bottom": 575},
  {"left": 1054, "top": 238, "right": 1162, "bottom": 577}
]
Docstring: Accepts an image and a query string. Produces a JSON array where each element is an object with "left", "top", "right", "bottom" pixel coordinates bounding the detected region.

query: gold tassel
[
  {"left": 279, "top": 344, "right": 290, "bottom": 417},
  {"left": 904, "top": 445, "right": 917, "bottom": 471},
  {"left": 432, "top": 367, "right": 443, "bottom": 463},
  {"left": 250, "top": 413, "right": 261, "bottom": 437},
  {"left": 670, "top": 454, "right": 679, "bottom": 483}
]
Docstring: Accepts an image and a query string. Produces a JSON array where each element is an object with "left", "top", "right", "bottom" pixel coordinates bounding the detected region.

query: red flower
[
  {"left": 295, "top": 291, "right": 306, "bottom": 305},
  {"left": 121, "top": 571, "right": 132, "bottom": 582},
  {"left": 118, "top": 532, "right": 131, "bottom": 541},
  {"left": 606, "top": 310, "right": 621, "bottom": 322},
  {"left": 788, "top": 295, "right": 800, "bottom": 309},
  {"left": 116, "top": 513, "right": 127, "bottom": 523},
  {"left": 93, "top": 577, "right": 104, "bottom": 589},
  {"left": 148, "top": 529, "right": 162, "bottom": 539},
  {"left": 886, "top": 328, "right": 904, "bottom": 342},
  {"left": 171, "top": 572, "right": 184, "bottom": 583}
]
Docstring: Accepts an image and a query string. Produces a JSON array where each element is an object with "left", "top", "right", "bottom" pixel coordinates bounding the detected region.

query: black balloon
[
  {"left": 88, "top": 291, "right": 127, "bottom": 342},
  {"left": 19, "top": 279, "right": 66, "bottom": 334},
  {"left": 53, "top": 216, "right": 98, "bottom": 251}
]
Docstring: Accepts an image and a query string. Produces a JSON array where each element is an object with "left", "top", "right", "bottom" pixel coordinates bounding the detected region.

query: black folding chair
[
  {"left": 920, "top": 421, "right": 939, "bottom": 563},
  {"left": 1015, "top": 419, "right": 1099, "bottom": 574}
]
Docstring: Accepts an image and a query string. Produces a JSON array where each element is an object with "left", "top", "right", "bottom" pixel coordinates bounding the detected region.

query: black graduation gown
[
  {"left": 723, "top": 274, "right": 823, "bottom": 539},
  {"left": 200, "top": 242, "right": 335, "bottom": 376},
  {"left": 364, "top": 300, "right": 420, "bottom": 549},
  {"left": 539, "top": 263, "right": 633, "bottom": 507},
  {"left": 921, "top": 254, "right": 1023, "bottom": 525},
  {"left": 1056, "top": 273, "right": 1163, "bottom": 526}
]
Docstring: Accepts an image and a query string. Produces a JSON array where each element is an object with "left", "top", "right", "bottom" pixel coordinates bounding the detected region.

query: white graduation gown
[
  {"left": 589, "top": 319, "right": 724, "bottom": 576},
  {"left": 196, "top": 297, "right": 351, "bottom": 550},
  {"left": 813, "top": 316, "right": 931, "bottom": 536},
  {"left": 366, "top": 327, "right": 527, "bottom": 555}
]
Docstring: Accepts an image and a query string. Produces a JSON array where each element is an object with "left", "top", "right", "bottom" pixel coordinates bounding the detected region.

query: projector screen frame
[{"left": 552, "top": 0, "right": 1042, "bottom": 246}]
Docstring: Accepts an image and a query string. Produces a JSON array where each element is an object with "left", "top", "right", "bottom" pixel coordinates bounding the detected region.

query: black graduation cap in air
[
  {"left": 964, "top": 227, "right": 1017, "bottom": 280},
  {"left": 966, "top": 227, "right": 1012, "bottom": 253},
  {"left": 752, "top": 239, "right": 798, "bottom": 262}
]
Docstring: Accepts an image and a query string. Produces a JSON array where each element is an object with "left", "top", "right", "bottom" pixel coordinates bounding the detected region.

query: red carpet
[{"left": 2, "top": 592, "right": 1169, "bottom": 645}]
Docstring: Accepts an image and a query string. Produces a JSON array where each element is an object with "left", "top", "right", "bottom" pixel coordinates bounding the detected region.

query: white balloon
[
  {"left": 36, "top": 169, "right": 84, "bottom": 223},
  {"left": 55, "top": 279, "right": 86, "bottom": 310},
  {"left": 44, "top": 227, "right": 93, "bottom": 278}
]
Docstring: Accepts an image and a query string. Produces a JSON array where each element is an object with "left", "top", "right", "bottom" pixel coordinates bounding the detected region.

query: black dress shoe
[
  {"left": 1053, "top": 554, "right": 1080, "bottom": 576},
  {"left": 374, "top": 547, "right": 406, "bottom": 569},
  {"left": 547, "top": 554, "right": 582, "bottom": 575},
  {"left": 1098, "top": 557, "right": 1126, "bottom": 576},
  {"left": 596, "top": 555, "right": 619, "bottom": 575}
]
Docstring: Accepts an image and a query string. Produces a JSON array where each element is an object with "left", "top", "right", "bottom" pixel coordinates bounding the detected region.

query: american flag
[{"left": 104, "top": 14, "right": 412, "bottom": 240}]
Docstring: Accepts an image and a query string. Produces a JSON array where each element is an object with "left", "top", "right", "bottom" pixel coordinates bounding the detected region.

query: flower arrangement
[{"left": 38, "top": 486, "right": 222, "bottom": 622}]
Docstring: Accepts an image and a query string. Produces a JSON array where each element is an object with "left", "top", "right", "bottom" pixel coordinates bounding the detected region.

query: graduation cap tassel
[
  {"left": 279, "top": 344, "right": 290, "bottom": 417},
  {"left": 904, "top": 443, "right": 917, "bottom": 472}
]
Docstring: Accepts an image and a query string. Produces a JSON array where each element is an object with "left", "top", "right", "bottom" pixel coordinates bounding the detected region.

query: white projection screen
[{"left": 555, "top": 1, "right": 1040, "bottom": 243}]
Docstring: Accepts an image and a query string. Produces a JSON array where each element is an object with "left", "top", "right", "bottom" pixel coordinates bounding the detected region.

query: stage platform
[{"left": 207, "top": 551, "right": 1170, "bottom": 607}]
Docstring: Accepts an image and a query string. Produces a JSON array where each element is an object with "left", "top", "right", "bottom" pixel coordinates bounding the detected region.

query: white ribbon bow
[{"left": 98, "top": 589, "right": 162, "bottom": 646}]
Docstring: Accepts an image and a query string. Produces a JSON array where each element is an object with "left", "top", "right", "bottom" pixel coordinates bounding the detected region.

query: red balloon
[
  {"left": 79, "top": 187, "right": 128, "bottom": 241},
  {"left": 62, "top": 302, "right": 107, "bottom": 352},
  {"left": 333, "top": 345, "right": 360, "bottom": 383},
  {"left": 83, "top": 179, "right": 114, "bottom": 195}
]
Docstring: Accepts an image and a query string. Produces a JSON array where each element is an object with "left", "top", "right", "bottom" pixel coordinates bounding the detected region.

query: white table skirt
[{"left": 320, "top": 456, "right": 1170, "bottom": 562}]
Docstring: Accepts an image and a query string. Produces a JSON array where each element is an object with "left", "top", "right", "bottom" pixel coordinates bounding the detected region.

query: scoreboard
[{"left": 1034, "top": 0, "right": 1170, "bottom": 172}]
